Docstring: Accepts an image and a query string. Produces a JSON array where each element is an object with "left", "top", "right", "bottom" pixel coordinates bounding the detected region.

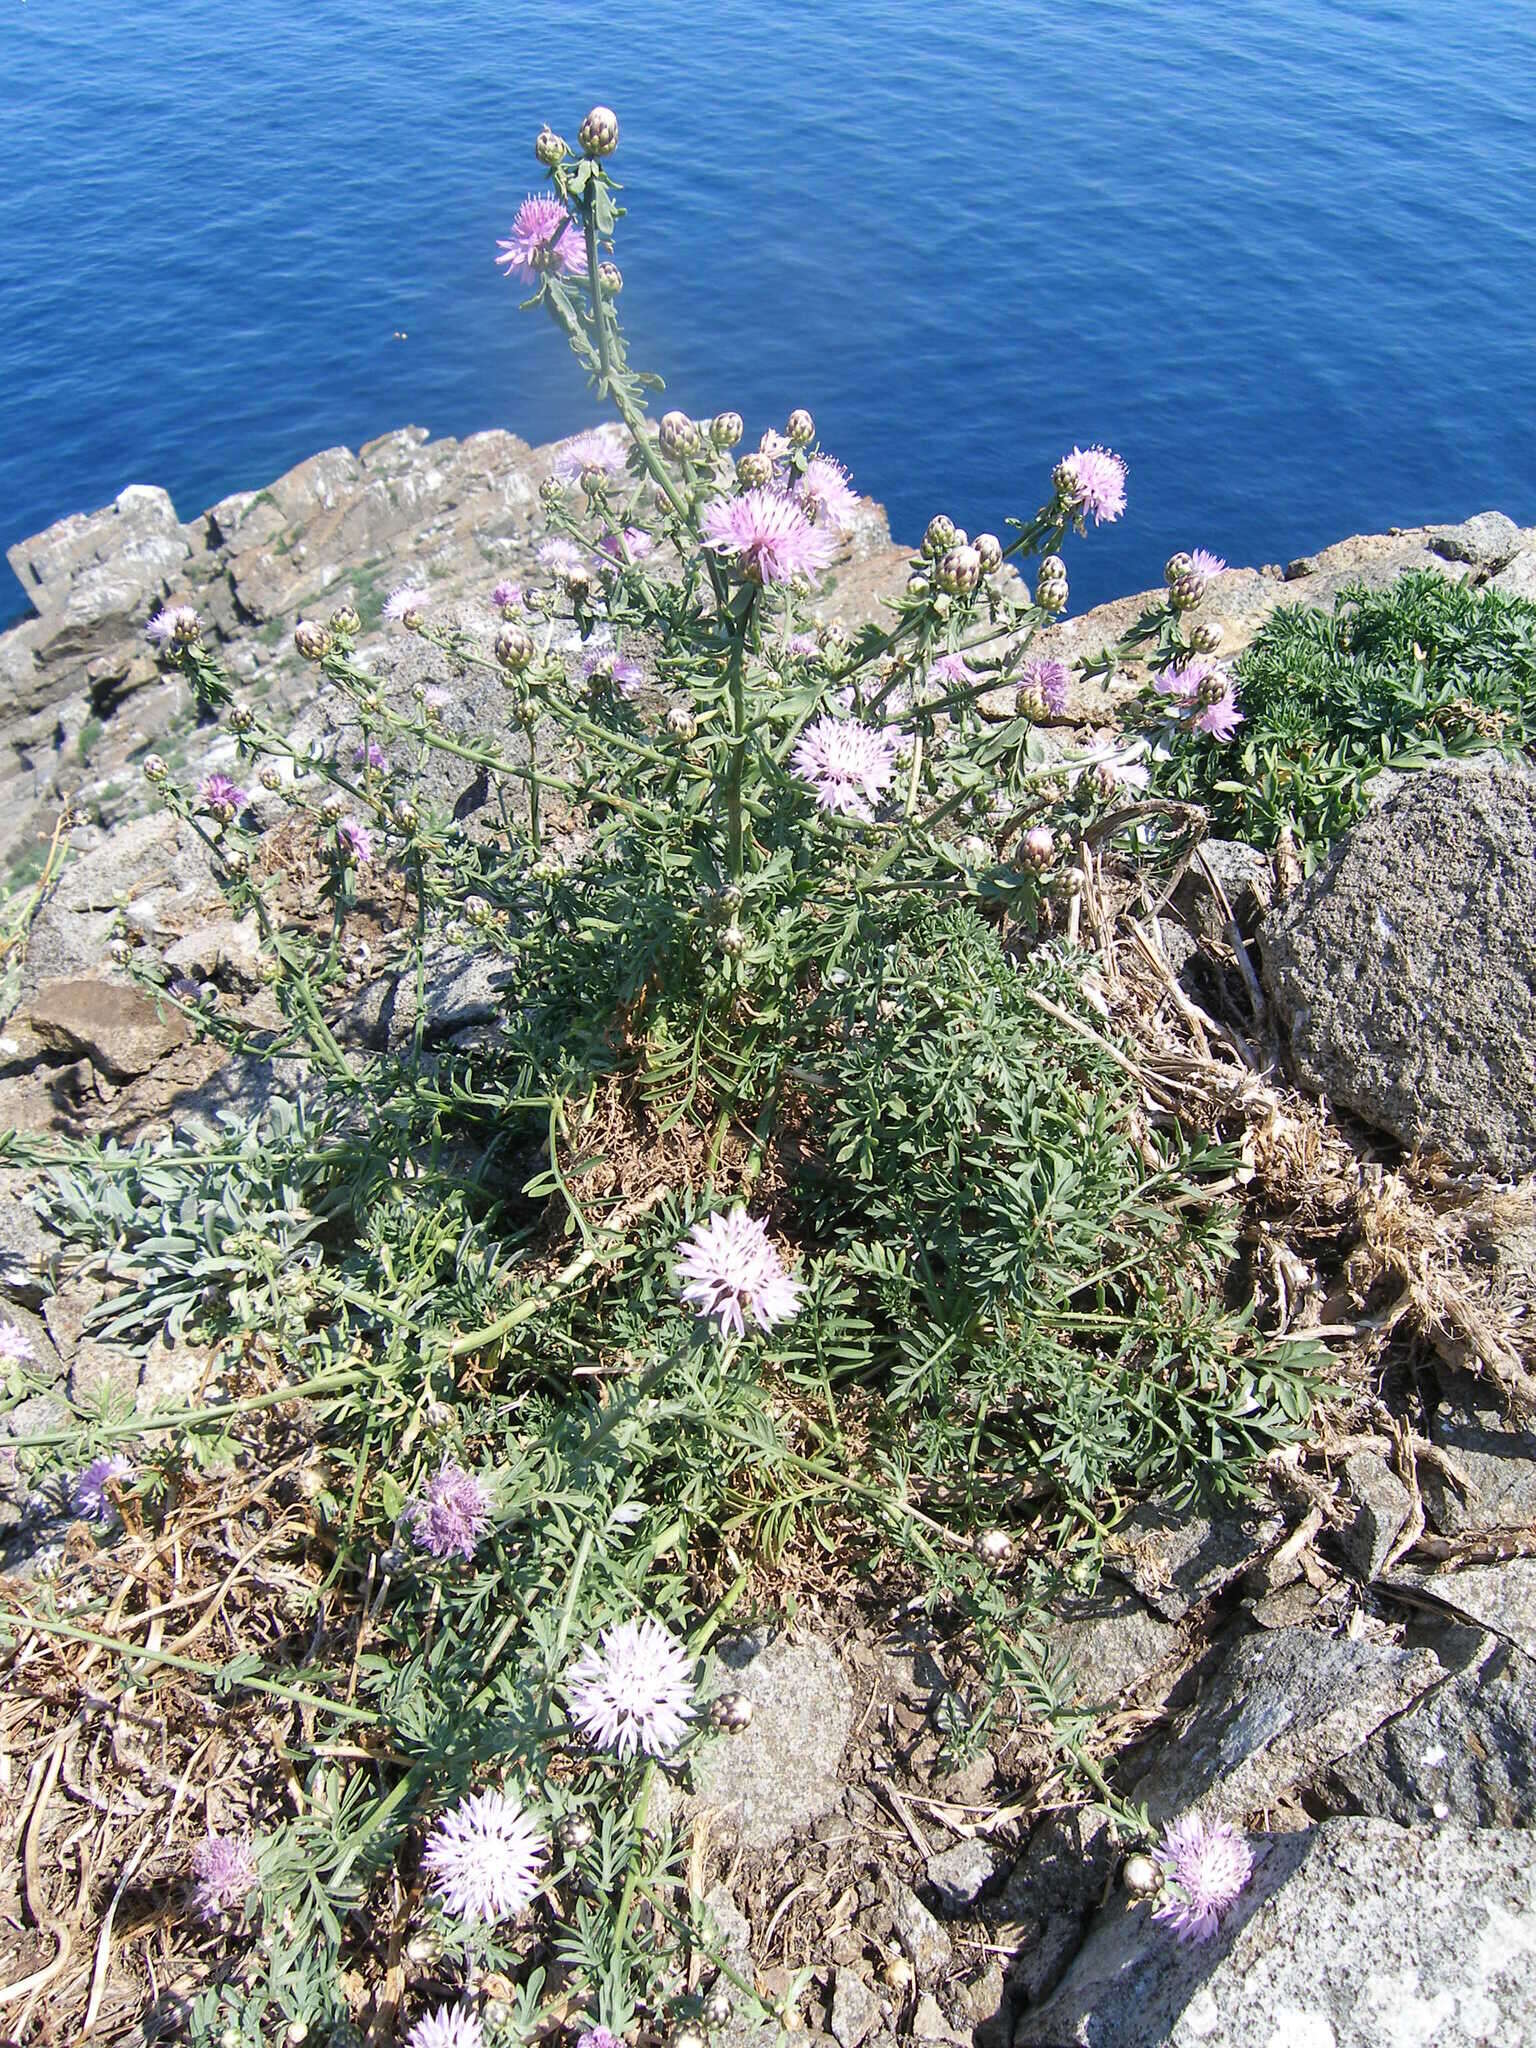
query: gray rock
[
  {"left": 1489, "top": 549, "right": 1536, "bottom": 601},
  {"left": 162, "top": 915, "right": 263, "bottom": 987},
  {"left": 690, "top": 1632, "right": 853, "bottom": 1850},
  {"left": 1424, "top": 1374, "right": 1536, "bottom": 1536},
  {"left": 1339, "top": 1450, "right": 1412, "bottom": 1581},
  {"left": 7, "top": 484, "right": 190, "bottom": 650},
  {"left": 1171, "top": 840, "right": 1273, "bottom": 944},
  {"left": 927, "top": 1839, "right": 998, "bottom": 1914},
  {"left": 27, "top": 977, "right": 187, "bottom": 1080},
  {"left": 1427, "top": 509, "right": 1524, "bottom": 568},
  {"left": 909, "top": 1992, "right": 965, "bottom": 2044},
  {"left": 988, "top": 1810, "right": 1115, "bottom": 2010},
  {"left": 1046, "top": 1589, "right": 1181, "bottom": 1709},
  {"left": 831, "top": 1969, "right": 882, "bottom": 2048},
  {"left": 1385, "top": 1556, "right": 1536, "bottom": 1660},
  {"left": 1015, "top": 1819, "right": 1536, "bottom": 2048},
  {"left": 1262, "top": 759, "right": 1536, "bottom": 1173},
  {"left": 1130, "top": 1626, "right": 1441, "bottom": 1824},
  {"left": 890, "top": 1881, "right": 953, "bottom": 1986},
  {"left": 1106, "top": 1498, "right": 1284, "bottom": 1621},
  {"left": 700, "top": 1882, "right": 754, "bottom": 1972},
  {"left": 1321, "top": 1631, "right": 1536, "bottom": 1827},
  {"left": 0, "top": 1173, "right": 54, "bottom": 1307}
]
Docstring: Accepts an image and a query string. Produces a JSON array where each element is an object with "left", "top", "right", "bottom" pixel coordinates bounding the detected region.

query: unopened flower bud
[
  {"left": 786, "top": 408, "right": 815, "bottom": 446},
  {"left": 227, "top": 704, "right": 255, "bottom": 734},
  {"left": 907, "top": 573, "right": 931, "bottom": 599},
  {"left": 535, "top": 125, "right": 567, "bottom": 165},
  {"left": 671, "top": 2028, "right": 707, "bottom": 2048},
  {"left": 260, "top": 765, "right": 282, "bottom": 791},
  {"left": 579, "top": 463, "right": 608, "bottom": 497},
  {"left": 578, "top": 105, "right": 619, "bottom": 157},
  {"left": 1164, "top": 552, "right": 1193, "bottom": 586},
  {"left": 974, "top": 1527, "right": 1013, "bottom": 1565},
  {"left": 557, "top": 1813, "right": 595, "bottom": 1851},
  {"left": 598, "top": 260, "right": 623, "bottom": 293},
  {"left": 321, "top": 793, "right": 346, "bottom": 823},
  {"left": 393, "top": 802, "right": 418, "bottom": 833},
  {"left": 1035, "top": 557, "right": 1069, "bottom": 613},
  {"left": 143, "top": 754, "right": 169, "bottom": 785},
  {"left": 702, "top": 1985, "right": 733, "bottom": 2028},
  {"left": 1015, "top": 684, "right": 1047, "bottom": 721},
  {"left": 883, "top": 1957, "right": 915, "bottom": 1992},
  {"left": 329, "top": 602, "right": 362, "bottom": 635},
  {"left": 109, "top": 936, "right": 132, "bottom": 967},
  {"left": 1122, "top": 1852, "right": 1163, "bottom": 1897},
  {"left": 717, "top": 883, "right": 744, "bottom": 913},
  {"left": 1196, "top": 668, "right": 1230, "bottom": 709},
  {"left": 222, "top": 847, "right": 249, "bottom": 878},
  {"left": 708, "top": 1690, "right": 754, "bottom": 1730},
  {"left": 464, "top": 894, "right": 492, "bottom": 926},
  {"left": 665, "top": 705, "right": 697, "bottom": 740},
  {"left": 937, "top": 545, "right": 982, "bottom": 597},
  {"left": 711, "top": 411, "right": 744, "bottom": 449},
  {"left": 1188, "top": 618, "right": 1225, "bottom": 654},
  {"left": 923, "top": 515, "right": 958, "bottom": 559},
  {"left": 717, "top": 923, "right": 745, "bottom": 958},
  {"left": 974, "top": 532, "right": 1003, "bottom": 573},
  {"left": 1023, "top": 824, "right": 1055, "bottom": 870},
  {"left": 659, "top": 411, "right": 702, "bottom": 460},
  {"left": 495, "top": 622, "right": 535, "bottom": 671},
  {"left": 539, "top": 475, "right": 566, "bottom": 507},
  {"left": 294, "top": 619, "right": 330, "bottom": 661},
  {"left": 1167, "top": 571, "right": 1205, "bottom": 612},
  {"left": 735, "top": 451, "right": 773, "bottom": 489}
]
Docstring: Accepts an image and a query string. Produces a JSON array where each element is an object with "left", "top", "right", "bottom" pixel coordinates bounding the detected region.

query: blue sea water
[{"left": 3, "top": 0, "right": 1534, "bottom": 618}]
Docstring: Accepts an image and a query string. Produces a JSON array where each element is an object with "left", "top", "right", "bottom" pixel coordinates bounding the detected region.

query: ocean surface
[{"left": 4, "top": 0, "right": 1534, "bottom": 618}]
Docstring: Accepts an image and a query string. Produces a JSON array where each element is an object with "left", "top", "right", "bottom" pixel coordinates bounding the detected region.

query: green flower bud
[
  {"left": 717, "top": 922, "right": 745, "bottom": 958},
  {"left": 711, "top": 411, "right": 745, "bottom": 449},
  {"left": 578, "top": 105, "right": 619, "bottom": 157},
  {"left": 392, "top": 802, "right": 418, "bottom": 833},
  {"left": 143, "top": 754, "right": 169, "bottom": 785},
  {"left": 329, "top": 602, "right": 362, "bottom": 635},
  {"left": 1189, "top": 618, "right": 1225, "bottom": 653},
  {"left": 535, "top": 125, "right": 568, "bottom": 165},
  {"left": 937, "top": 544, "right": 982, "bottom": 597},
  {"left": 659, "top": 411, "right": 702, "bottom": 460},
  {"left": 1164, "top": 552, "right": 1194, "bottom": 586},
  {"left": 665, "top": 704, "right": 697, "bottom": 740},
  {"left": 495, "top": 623, "right": 535, "bottom": 671},
  {"left": 786, "top": 408, "right": 815, "bottom": 446},
  {"left": 598, "top": 260, "right": 623, "bottom": 294},
  {"left": 923, "top": 515, "right": 958, "bottom": 559},
  {"left": 260, "top": 764, "right": 282, "bottom": 791},
  {"left": 974, "top": 532, "right": 1004, "bottom": 573},
  {"left": 294, "top": 619, "right": 330, "bottom": 661},
  {"left": 229, "top": 704, "right": 256, "bottom": 733},
  {"left": 735, "top": 451, "right": 773, "bottom": 489}
]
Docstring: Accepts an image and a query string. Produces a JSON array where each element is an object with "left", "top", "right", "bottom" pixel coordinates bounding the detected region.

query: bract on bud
[
  {"left": 1122, "top": 1852, "right": 1163, "bottom": 1897},
  {"left": 907, "top": 573, "right": 931, "bottom": 598},
  {"left": 557, "top": 1813, "right": 595, "bottom": 1851},
  {"left": 495, "top": 623, "right": 535, "bottom": 671},
  {"left": 974, "top": 532, "right": 1004, "bottom": 573},
  {"left": 321, "top": 793, "right": 347, "bottom": 823},
  {"left": 598, "top": 260, "right": 623, "bottom": 293},
  {"left": 1022, "top": 824, "right": 1056, "bottom": 870},
  {"left": 702, "top": 1986, "right": 733, "bottom": 2028},
  {"left": 659, "top": 411, "right": 702, "bottom": 459},
  {"left": 293, "top": 619, "right": 330, "bottom": 661},
  {"left": 393, "top": 802, "right": 418, "bottom": 833},
  {"left": 260, "top": 765, "right": 282, "bottom": 791},
  {"left": 711, "top": 411, "right": 745, "bottom": 449},
  {"left": 108, "top": 936, "right": 132, "bottom": 967},
  {"left": 535, "top": 125, "right": 568, "bottom": 165},
  {"left": 708, "top": 1689, "right": 754, "bottom": 1730},
  {"left": 229, "top": 704, "right": 256, "bottom": 733},
  {"left": 329, "top": 602, "right": 362, "bottom": 635},
  {"left": 539, "top": 475, "right": 566, "bottom": 506},
  {"left": 923, "top": 514, "right": 958, "bottom": 559},
  {"left": 1189, "top": 618, "right": 1225, "bottom": 653},
  {"left": 974, "top": 1527, "right": 1013, "bottom": 1565},
  {"left": 735, "top": 451, "right": 773, "bottom": 489},
  {"left": 1164, "top": 552, "right": 1193, "bottom": 586},
  {"left": 786, "top": 408, "right": 815, "bottom": 446},
  {"left": 578, "top": 105, "right": 620, "bottom": 157},
  {"left": 143, "top": 754, "right": 169, "bottom": 784},
  {"left": 1168, "top": 571, "right": 1205, "bottom": 611},
  {"left": 717, "top": 923, "right": 746, "bottom": 958},
  {"left": 1015, "top": 684, "right": 1046, "bottom": 722}
]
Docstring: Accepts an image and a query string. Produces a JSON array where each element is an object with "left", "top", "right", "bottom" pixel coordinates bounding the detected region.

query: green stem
[{"left": 11, "top": 1368, "right": 368, "bottom": 1450}]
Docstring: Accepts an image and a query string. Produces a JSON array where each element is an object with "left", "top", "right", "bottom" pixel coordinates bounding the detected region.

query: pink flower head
[
  {"left": 1152, "top": 654, "right": 1221, "bottom": 706},
  {"left": 790, "top": 715, "right": 902, "bottom": 822},
  {"left": 1019, "top": 656, "right": 1071, "bottom": 715},
  {"left": 567, "top": 1617, "right": 695, "bottom": 1758},
  {"left": 1053, "top": 445, "right": 1127, "bottom": 525},
  {"left": 787, "top": 632, "right": 822, "bottom": 659},
  {"left": 1188, "top": 549, "right": 1227, "bottom": 579},
  {"left": 700, "top": 488, "right": 837, "bottom": 587},
  {"left": 676, "top": 1208, "right": 802, "bottom": 1338},
  {"left": 198, "top": 773, "right": 248, "bottom": 817},
  {"left": 405, "top": 2008, "right": 485, "bottom": 2048},
  {"left": 337, "top": 817, "right": 373, "bottom": 866},
  {"left": 383, "top": 584, "right": 430, "bottom": 626},
  {"left": 491, "top": 580, "right": 523, "bottom": 613},
  {"left": 929, "top": 652, "right": 981, "bottom": 687},
  {"left": 422, "top": 1786, "right": 545, "bottom": 1923},
  {"left": 71, "top": 1453, "right": 135, "bottom": 1521},
  {"left": 146, "top": 604, "right": 199, "bottom": 647},
  {"left": 795, "top": 455, "right": 860, "bottom": 532},
  {"left": 423, "top": 685, "right": 453, "bottom": 713},
  {"left": 410, "top": 1462, "right": 491, "bottom": 1559},
  {"left": 576, "top": 2030, "right": 624, "bottom": 2048},
  {"left": 496, "top": 194, "right": 584, "bottom": 281},
  {"left": 538, "top": 537, "right": 588, "bottom": 582},
  {"left": 353, "top": 740, "right": 389, "bottom": 773},
  {"left": 1192, "top": 677, "right": 1244, "bottom": 743},
  {"left": 581, "top": 650, "right": 646, "bottom": 695},
  {"left": 0, "top": 1320, "right": 35, "bottom": 1364},
  {"left": 190, "top": 1833, "right": 258, "bottom": 1921},
  {"left": 1023, "top": 824, "right": 1056, "bottom": 867},
  {"left": 598, "top": 526, "right": 655, "bottom": 563},
  {"left": 1152, "top": 1813, "right": 1253, "bottom": 1942},
  {"left": 553, "top": 427, "right": 628, "bottom": 481}
]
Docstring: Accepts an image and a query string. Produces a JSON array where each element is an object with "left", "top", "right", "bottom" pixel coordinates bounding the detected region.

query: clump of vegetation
[
  {"left": 1, "top": 105, "right": 1326, "bottom": 2048},
  {"left": 1147, "top": 571, "right": 1536, "bottom": 859}
]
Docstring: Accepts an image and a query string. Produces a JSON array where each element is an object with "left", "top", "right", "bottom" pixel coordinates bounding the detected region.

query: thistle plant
[{"left": 3, "top": 105, "right": 1332, "bottom": 2046}]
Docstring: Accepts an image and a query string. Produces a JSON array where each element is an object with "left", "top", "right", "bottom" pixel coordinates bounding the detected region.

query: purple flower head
[
  {"left": 491, "top": 579, "right": 524, "bottom": 614},
  {"left": 676, "top": 1208, "right": 802, "bottom": 1339},
  {"left": 787, "top": 632, "right": 822, "bottom": 659},
  {"left": 928, "top": 652, "right": 981, "bottom": 688},
  {"left": 1152, "top": 1813, "right": 1253, "bottom": 1942},
  {"left": 423, "top": 685, "right": 452, "bottom": 713},
  {"left": 581, "top": 651, "right": 646, "bottom": 696},
  {"left": 353, "top": 740, "right": 389, "bottom": 773},
  {"left": 189, "top": 1833, "right": 258, "bottom": 1921},
  {"left": 790, "top": 715, "right": 903, "bottom": 823},
  {"left": 1019, "top": 657, "right": 1071, "bottom": 716},
  {"left": 496, "top": 194, "right": 584, "bottom": 281},
  {"left": 795, "top": 456, "right": 860, "bottom": 532},
  {"left": 758, "top": 429, "right": 791, "bottom": 462},
  {"left": 71, "top": 1453, "right": 135, "bottom": 1522},
  {"left": 1188, "top": 549, "right": 1227, "bottom": 579},
  {"left": 576, "top": 2029, "right": 624, "bottom": 2048},
  {"left": 1152, "top": 654, "right": 1222, "bottom": 706},
  {"left": 404, "top": 2005, "right": 486, "bottom": 2048},
  {"left": 1192, "top": 677, "right": 1244, "bottom": 743},
  {"left": 422, "top": 1785, "right": 546, "bottom": 1924},
  {"left": 567, "top": 1617, "right": 695, "bottom": 1759},
  {"left": 336, "top": 817, "right": 374, "bottom": 867},
  {"left": 198, "top": 773, "right": 247, "bottom": 816},
  {"left": 1053, "top": 445, "right": 1128, "bottom": 525},
  {"left": 552, "top": 426, "right": 629, "bottom": 481},
  {"left": 538, "top": 537, "right": 588, "bottom": 582},
  {"left": 598, "top": 526, "right": 655, "bottom": 563},
  {"left": 0, "top": 1320, "right": 35, "bottom": 1365},
  {"left": 700, "top": 489, "right": 837, "bottom": 587},
  {"left": 146, "top": 604, "right": 199, "bottom": 648},
  {"left": 383, "top": 584, "right": 430, "bottom": 626},
  {"left": 410, "top": 1461, "right": 492, "bottom": 1560}
]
